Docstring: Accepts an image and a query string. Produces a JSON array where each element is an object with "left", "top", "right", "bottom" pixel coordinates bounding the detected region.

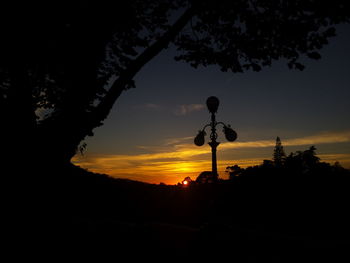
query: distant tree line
[{"left": 226, "top": 137, "right": 349, "bottom": 180}]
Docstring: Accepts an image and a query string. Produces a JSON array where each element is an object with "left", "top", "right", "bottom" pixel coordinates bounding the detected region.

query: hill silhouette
[{"left": 16, "top": 156, "right": 350, "bottom": 261}]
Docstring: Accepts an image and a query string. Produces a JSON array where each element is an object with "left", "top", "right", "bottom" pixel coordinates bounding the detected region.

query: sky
[{"left": 73, "top": 24, "right": 350, "bottom": 185}]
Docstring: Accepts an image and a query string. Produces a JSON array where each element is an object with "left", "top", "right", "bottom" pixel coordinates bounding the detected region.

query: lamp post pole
[
  {"left": 208, "top": 111, "right": 220, "bottom": 176},
  {"left": 194, "top": 96, "right": 237, "bottom": 182}
]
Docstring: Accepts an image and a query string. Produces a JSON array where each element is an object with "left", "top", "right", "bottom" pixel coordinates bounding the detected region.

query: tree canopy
[
  {"left": 273, "top": 137, "right": 286, "bottom": 167},
  {"left": 1, "top": 0, "right": 350, "bottom": 166}
]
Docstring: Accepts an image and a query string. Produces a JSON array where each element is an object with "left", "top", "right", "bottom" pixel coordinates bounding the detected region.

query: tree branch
[{"left": 90, "top": 5, "right": 197, "bottom": 128}]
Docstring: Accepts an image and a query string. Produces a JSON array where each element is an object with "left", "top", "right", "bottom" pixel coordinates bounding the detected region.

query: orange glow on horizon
[
  {"left": 73, "top": 154, "right": 265, "bottom": 185},
  {"left": 73, "top": 153, "right": 350, "bottom": 185},
  {"left": 73, "top": 131, "right": 350, "bottom": 185}
]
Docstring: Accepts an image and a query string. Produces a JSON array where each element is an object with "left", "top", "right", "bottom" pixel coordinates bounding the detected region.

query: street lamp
[{"left": 194, "top": 96, "right": 237, "bottom": 181}]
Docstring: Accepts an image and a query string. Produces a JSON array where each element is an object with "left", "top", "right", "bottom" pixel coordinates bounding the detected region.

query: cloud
[
  {"left": 284, "top": 130, "right": 350, "bottom": 146},
  {"left": 218, "top": 130, "right": 350, "bottom": 151},
  {"left": 134, "top": 103, "right": 162, "bottom": 110},
  {"left": 73, "top": 130, "right": 350, "bottom": 184},
  {"left": 133, "top": 103, "right": 205, "bottom": 116},
  {"left": 145, "top": 103, "right": 161, "bottom": 109},
  {"left": 162, "top": 136, "right": 193, "bottom": 146},
  {"left": 173, "top": 104, "right": 205, "bottom": 116}
]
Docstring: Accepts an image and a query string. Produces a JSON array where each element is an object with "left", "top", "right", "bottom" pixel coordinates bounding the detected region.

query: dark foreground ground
[{"left": 8, "top": 164, "right": 350, "bottom": 261}]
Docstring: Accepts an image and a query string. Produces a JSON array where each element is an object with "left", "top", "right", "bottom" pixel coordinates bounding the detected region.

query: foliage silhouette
[
  {"left": 196, "top": 171, "right": 218, "bottom": 183},
  {"left": 226, "top": 164, "right": 244, "bottom": 179},
  {"left": 273, "top": 136, "right": 286, "bottom": 167},
  {"left": 1, "top": 0, "right": 350, "bottom": 170},
  {"left": 31, "top": 154, "right": 350, "bottom": 260},
  {"left": 3, "top": 140, "right": 349, "bottom": 260}
]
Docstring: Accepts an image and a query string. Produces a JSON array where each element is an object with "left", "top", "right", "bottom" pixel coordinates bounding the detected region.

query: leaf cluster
[{"left": 175, "top": 0, "right": 349, "bottom": 72}]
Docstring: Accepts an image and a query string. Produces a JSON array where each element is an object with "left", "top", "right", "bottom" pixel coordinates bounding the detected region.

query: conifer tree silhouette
[{"left": 273, "top": 137, "right": 286, "bottom": 167}]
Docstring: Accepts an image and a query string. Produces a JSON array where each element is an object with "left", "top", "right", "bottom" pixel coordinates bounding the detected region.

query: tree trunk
[
  {"left": 4, "top": 65, "right": 37, "bottom": 173},
  {"left": 37, "top": 5, "right": 197, "bottom": 166}
]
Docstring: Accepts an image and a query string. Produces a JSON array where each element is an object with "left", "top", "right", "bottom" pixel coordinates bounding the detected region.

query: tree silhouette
[
  {"left": 196, "top": 171, "right": 217, "bottom": 184},
  {"left": 273, "top": 137, "right": 286, "bottom": 167},
  {"left": 284, "top": 145, "right": 320, "bottom": 174},
  {"left": 1, "top": 1, "right": 350, "bottom": 170},
  {"left": 226, "top": 165, "right": 243, "bottom": 180}
]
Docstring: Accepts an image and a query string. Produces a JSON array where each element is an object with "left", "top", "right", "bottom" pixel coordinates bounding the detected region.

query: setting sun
[{"left": 73, "top": 130, "right": 350, "bottom": 185}]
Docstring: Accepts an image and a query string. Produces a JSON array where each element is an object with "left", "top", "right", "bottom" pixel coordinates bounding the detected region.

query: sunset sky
[{"left": 73, "top": 24, "right": 350, "bottom": 185}]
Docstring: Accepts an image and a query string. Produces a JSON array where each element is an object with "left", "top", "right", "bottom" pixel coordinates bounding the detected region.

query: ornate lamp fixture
[{"left": 194, "top": 96, "right": 237, "bottom": 180}]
